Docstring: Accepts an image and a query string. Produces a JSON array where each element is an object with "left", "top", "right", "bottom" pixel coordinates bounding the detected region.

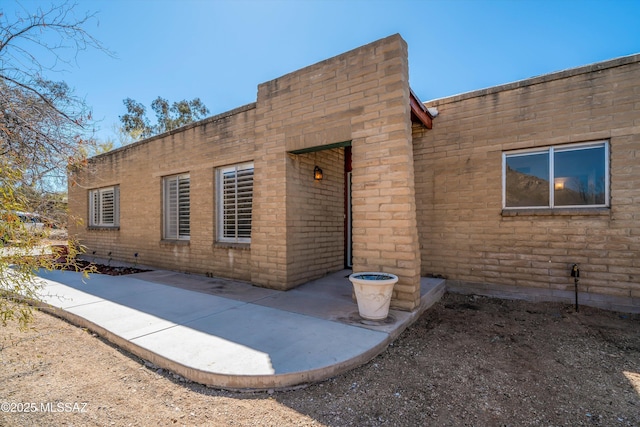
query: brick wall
[
  {"left": 251, "top": 34, "right": 422, "bottom": 308},
  {"left": 69, "top": 104, "right": 257, "bottom": 280},
  {"left": 70, "top": 34, "right": 422, "bottom": 309},
  {"left": 413, "top": 54, "right": 640, "bottom": 312},
  {"left": 286, "top": 149, "right": 345, "bottom": 285},
  {"left": 69, "top": 36, "right": 637, "bottom": 312}
]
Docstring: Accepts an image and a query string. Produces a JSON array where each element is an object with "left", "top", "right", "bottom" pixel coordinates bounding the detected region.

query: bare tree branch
[
  {"left": 0, "top": 1, "right": 110, "bottom": 329},
  {"left": 0, "top": 1, "right": 111, "bottom": 195}
]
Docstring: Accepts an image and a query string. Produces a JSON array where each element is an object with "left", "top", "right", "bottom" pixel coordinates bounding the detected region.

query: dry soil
[{"left": 1, "top": 293, "right": 639, "bottom": 426}]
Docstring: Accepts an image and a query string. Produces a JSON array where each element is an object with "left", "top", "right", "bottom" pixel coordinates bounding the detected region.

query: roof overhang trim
[
  {"left": 288, "top": 140, "right": 352, "bottom": 155},
  {"left": 410, "top": 88, "right": 433, "bottom": 129}
]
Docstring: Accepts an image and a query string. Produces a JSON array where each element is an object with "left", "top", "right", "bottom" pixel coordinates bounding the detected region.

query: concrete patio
[{"left": 35, "top": 267, "right": 445, "bottom": 390}]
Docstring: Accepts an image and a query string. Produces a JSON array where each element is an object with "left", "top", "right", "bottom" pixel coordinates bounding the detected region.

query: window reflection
[
  {"left": 554, "top": 146, "right": 606, "bottom": 206},
  {"left": 504, "top": 143, "right": 608, "bottom": 208},
  {"left": 505, "top": 152, "right": 549, "bottom": 207}
]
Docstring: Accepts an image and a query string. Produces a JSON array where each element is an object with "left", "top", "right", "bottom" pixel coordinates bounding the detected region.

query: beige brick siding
[
  {"left": 251, "top": 34, "right": 422, "bottom": 307},
  {"left": 69, "top": 35, "right": 637, "bottom": 312},
  {"left": 413, "top": 54, "right": 640, "bottom": 312},
  {"left": 286, "top": 149, "right": 345, "bottom": 285},
  {"left": 69, "top": 34, "right": 423, "bottom": 309},
  {"left": 70, "top": 104, "right": 257, "bottom": 281}
]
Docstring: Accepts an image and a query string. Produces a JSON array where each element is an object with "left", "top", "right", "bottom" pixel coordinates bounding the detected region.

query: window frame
[
  {"left": 502, "top": 141, "right": 610, "bottom": 210},
  {"left": 216, "top": 162, "right": 254, "bottom": 244},
  {"left": 88, "top": 186, "right": 119, "bottom": 228},
  {"left": 163, "top": 173, "right": 190, "bottom": 241}
]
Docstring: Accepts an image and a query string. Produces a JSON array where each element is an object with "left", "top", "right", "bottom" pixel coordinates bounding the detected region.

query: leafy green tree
[
  {"left": 1, "top": 1, "right": 106, "bottom": 329},
  {"left": 120, "top": 98, "right": 152, "bottom": 139},
  {"left": 120, "top": 96, "right": 210, "bottom": 140}
]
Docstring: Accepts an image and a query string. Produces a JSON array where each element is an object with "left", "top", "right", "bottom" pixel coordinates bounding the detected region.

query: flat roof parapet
[
  {"left": 90, "top": 102, "right": 257, "bottom": 160},
  {"left": 425, "top": 53, "right": 640, "bottom": 106}
]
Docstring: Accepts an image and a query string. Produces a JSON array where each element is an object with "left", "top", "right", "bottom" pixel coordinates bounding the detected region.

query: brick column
[{"left": 350, "top": 37, "right": 422, "bottom": 311}]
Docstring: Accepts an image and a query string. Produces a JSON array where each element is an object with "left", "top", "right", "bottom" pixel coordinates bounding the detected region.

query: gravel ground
[{"left": 1, "top": 292, "right": 639, "bottom": 426}]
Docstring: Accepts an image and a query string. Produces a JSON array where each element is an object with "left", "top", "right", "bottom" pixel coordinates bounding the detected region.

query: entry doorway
[
  {"left": 345, "top": 146, "right": 353, "bottom": 268},
  {"left": 346, "top": 171, "right": 352, "bottom": 267}
]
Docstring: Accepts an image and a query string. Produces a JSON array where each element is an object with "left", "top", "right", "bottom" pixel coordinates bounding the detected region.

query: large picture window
[
  {"left": 217, "top": 163, "right": 254, "bottom": 243},
  {"left": 89, "top": 186, "right": 119, "bottom": 227},
  {"left": 163, "top": 174, "right": 190, "bottom": 240},
  {"left": 503, "top": 141, "right": 609, "bottom": 209}
]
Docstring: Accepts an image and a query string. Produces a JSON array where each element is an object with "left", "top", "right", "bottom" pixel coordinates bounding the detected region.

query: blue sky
[{"left": 4, "top": 0, "right": 640, "bottom": 143}]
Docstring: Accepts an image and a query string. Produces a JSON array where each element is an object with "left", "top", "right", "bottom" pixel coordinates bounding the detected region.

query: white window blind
[
  {"left": 163, "top": 174, "right": 190, "bottom": 240},
  {"left": 89, "top": 186, "right": 119, "bottom": 227},
  {"left": 217, "top": 163, "right": 254, "bottom": 243}
]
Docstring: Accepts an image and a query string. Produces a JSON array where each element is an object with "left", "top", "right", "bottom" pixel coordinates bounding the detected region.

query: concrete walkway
[{"left": 35, "top": 268, "right": 445, "bottom": 390}]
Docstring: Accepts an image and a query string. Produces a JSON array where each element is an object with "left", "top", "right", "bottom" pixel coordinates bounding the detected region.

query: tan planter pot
[{"left": 348, "top": 272, "right": 398, "bottom": 320}]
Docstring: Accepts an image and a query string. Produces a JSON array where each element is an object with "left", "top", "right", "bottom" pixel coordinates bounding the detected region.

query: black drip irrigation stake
[{"left": 571, "top": 264, "right": 580, "bottom": 312}]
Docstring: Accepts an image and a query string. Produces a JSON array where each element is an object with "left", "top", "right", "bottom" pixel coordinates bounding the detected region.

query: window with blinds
[
  {"left": 217, "top": 163, "right": 254, "bottom": 243},
  {"left": 163, "top": 174, "right": 190, "bottom": 240},
  {"left": 89, "top": 186, "right": 119, "bottom": 227}
]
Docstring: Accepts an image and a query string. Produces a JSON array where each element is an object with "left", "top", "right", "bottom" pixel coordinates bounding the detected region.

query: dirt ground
[{"left": 1, "top": 292, "right": 639, "bottom": 426}]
